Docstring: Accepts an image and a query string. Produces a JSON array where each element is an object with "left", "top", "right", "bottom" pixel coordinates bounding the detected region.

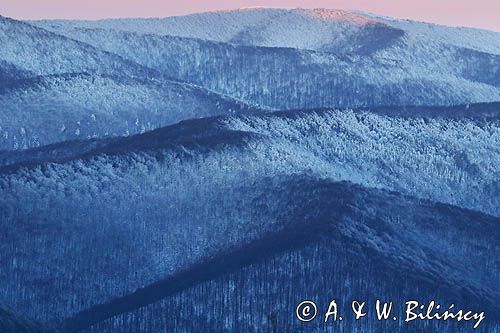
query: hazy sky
[{"left": 2, "top": 0, "right": 500, "bottom": 32}]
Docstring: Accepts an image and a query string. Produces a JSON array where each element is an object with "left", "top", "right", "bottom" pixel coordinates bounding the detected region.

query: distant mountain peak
[{"left": 296, "top": 8, "right": 380, "bottom": 25}]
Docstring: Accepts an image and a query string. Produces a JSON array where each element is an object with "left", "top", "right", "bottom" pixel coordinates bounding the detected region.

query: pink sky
[{"left": 2, "top": 0, "right": 500, "bottom": 32}]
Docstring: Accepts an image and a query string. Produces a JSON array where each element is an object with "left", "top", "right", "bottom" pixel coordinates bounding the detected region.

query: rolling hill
[
  {"left": 29, "top": 9, "right": 500, "bottom": 109},
  {"left": 0, "top": 11, "right": 499, "bottom": 151},
  {"left": 0, "top": 8, "right": 498, "bottom": 333},
  {"left": 73, "top": 176, "right": 500, "bottom": 332},
  {"left": 0, "top": 105, "right": 498, "bottom": 329},
  {"left": 0, "top": 16, "right": 260, "bottom": 151},
  {"left": 32, "top": 8, "right": 500, "bottom": 55},
  {"left": 0, "top": 15, "right": 155, "bottom": 78},
  {"left": 0, "top": 72, "right": 257, "bottom": 150}
]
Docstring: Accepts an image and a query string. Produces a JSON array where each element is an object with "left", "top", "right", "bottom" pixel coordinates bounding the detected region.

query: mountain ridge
[
  {"left": 29, "top": 8, "right": 500, "bottom": 51},
  {"left": 1, "top": 102, "right": 498, "bottom": 172},
  {"left": 0, "top": 16, "right": 264, "bottom": 150},
  {"left": 64, "top": 176, "right": 500, "bottom": 332},
  {"left": 0, "top": 8, "right": 498, "bottom": 332},
  {"left": 28, "top": 12, "right": 500, "bottom": 110}
]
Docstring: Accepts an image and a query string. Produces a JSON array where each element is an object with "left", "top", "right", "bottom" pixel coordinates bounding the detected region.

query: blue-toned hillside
[
  {"left": 0, "top": 105, "right": 498, "bottom": 332},
  {"left": 0, "top": 8, "right": 499, "bottom": 333},
  {"left": 32, "top": 9, "right": 500, "bottom": 109},
  {"left": 76, "top": 176, "right": 500, "bottom": 333}
]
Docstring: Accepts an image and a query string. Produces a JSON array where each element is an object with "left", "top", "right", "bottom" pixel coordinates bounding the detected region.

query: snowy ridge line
[
  {"left": 368, "top": 102, "right": 500, "bottom": 118},
  {"left": 29, "top": 8, "right": 500, "bottom": 55},
  {"left": 0, "top": 120, "right": 260, "bottom": 173},
  {"left": 0, "top": 15, "right": 155, "bottom": 78},
  {"left": 0, "top": 128, "right": 257, "bottom": 174},
  {"left": 32, "top": 22, "right": 500, "bottom": 64},
  {"left": 29, "top": 24, "right": 368, "bottom": 62},
  {"left": 0, "top": 102, "right": 497, "bottom": 172},
  {"left": 0, "top": 71, "right": 260, "bottom": 108},
  {"left": 0, "top": 108, "right": 498, "bottom": 324},
  {"left": 0, "top": 69, "right": 262, "bottom": 151},
  {"left": 27, "top": 19, "right": 500, "bottom": 77},
  {"left": 59, "top": 177, "right": 500, "bottom": 332},
  {"left": 257, "top": 102, "right": 500, "bottom": 119},
  {"left": 1, "top": 14, "right": 250, "bottom": 91},
  {"left": 1, "top": 15, "right": 274, "bottom": 152},
  {"left": 28, "top": 17, "right": 500, "bottom": 110},
  {"left": 1, "top": 105, "right": 498, "bottom": 216},
  {"left": 22, "top": 21, "right": 500, "bottom": 102}
]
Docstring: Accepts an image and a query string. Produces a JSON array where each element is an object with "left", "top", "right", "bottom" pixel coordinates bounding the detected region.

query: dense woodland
[{"left": 0, "top": 8, "right": 499, "bottom": 332}]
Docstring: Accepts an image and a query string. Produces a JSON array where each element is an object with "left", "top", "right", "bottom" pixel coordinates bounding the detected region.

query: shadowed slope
[
  {"left": 0, "top": 105, "right": 498, "bottom": 328},
  {"left": 62, "top": 177, "right": 500, "bottom": 332}
]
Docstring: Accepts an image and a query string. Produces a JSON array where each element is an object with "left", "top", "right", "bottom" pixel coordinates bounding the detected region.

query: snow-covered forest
[
  {"left": 0, "top": 7, "right": 499, "bottom": 333},
  {"left": 1, "top": 107, "right": 499, "bottom": 330},
  {"left": 31, "top": 21, "right": 500, "bottom": 110}
]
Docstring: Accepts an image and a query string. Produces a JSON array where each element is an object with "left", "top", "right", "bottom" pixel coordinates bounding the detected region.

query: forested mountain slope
[
  {"left": 0, "top": 9, "right": 498, "bottom": 333},
  {"left": 76, "top": 176, "right": 500, "bottom": 333},
  {"left": 0, "top": 16, "right": 260, "bottom": 150},
  {"left": 0, "top": 106, "right": 498, "bottom": 328},
  {"left": 30, "top": 9, "right": 500, "bottom": 110},
  {"left": 0, "top": 73, "right": 257, "bottom": 150},
  {"left": 33, "top": 8, "right": 500, "bottom": 55}
]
